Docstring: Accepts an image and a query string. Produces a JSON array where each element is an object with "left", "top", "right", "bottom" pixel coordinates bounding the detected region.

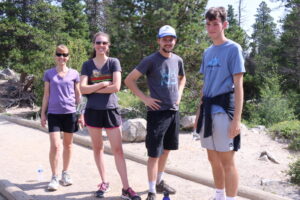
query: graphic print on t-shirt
[
  {"left": 90, "top": 69, "right": 112, "bottom": 83},
  {"left": 207, "top": 57, "right": 221, "bottom": 68},
  {"left": 160, "top": 69, "right": 177, "bottom": 86}
]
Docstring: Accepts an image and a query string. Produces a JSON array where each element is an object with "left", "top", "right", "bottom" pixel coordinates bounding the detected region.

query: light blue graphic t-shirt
[
  {"left": 200, "top": 40, "right": 245, "bottom": 114},
  {"left": 136, "top": 52, "right": 185, "bottom": 111}
]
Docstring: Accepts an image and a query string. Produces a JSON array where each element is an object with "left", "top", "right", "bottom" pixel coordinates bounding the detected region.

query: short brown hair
[{"left": 205, "top": 7, "right": 227, "bottom": 23}]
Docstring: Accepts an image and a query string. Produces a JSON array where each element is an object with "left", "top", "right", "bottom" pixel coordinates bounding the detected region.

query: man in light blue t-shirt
[{"left": 194, "top": 7, "right": 245, "bottom": 200}]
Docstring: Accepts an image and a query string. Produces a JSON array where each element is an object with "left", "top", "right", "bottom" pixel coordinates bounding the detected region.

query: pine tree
[
  {"left": 250, "top": 1, "right": 278, "bottom": 58},
  {"left": 61, "top": 0, "right": 89, "bottom": 40},
  {"left": 0, "top": 0, "right": 65, "bottom": 73},
  {"left": 277, "top": 0, "right": 300, "bottom": 92},
  {"left": 84, "top": 0, "right": 109, "bottom": 37},
  {"left": 226, "top": 4, "right": 248, "bottom": 50},
  {"left": 248, "top": 1, "right": 278, "bottom": 74}
]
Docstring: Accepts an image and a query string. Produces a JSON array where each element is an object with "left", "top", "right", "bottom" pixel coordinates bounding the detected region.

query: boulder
[
  {"left": 259, "top": 150, "right": 280, "bottom": 164},
  {"left": 180, "top": 115, "right": 196, "bottom": 130},
  {"left": 2, "top": 68, "right": 16, "bottom": 77},
  {"left": 250, "top": 125, "right": 267, "bottom": 134},
  {"left": 122, "top": 118, "right": 147, "bottom": 142},
  {"left": 0, "top": 72, "right": 8, "bottom": 80}
]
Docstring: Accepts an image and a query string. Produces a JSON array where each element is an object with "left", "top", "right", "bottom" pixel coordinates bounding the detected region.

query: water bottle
[
  {"left": 162, "top": 191, "right": 170, "bottom": 200},
  {"left": 37, "top": 165, "right": 44, "bottom": 181}
]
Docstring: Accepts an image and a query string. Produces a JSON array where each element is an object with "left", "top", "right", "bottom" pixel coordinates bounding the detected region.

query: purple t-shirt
[
  {"left": 43, "top": 67, "right": 80, "bottom": 114},
  {"left": 81, "top": 58, "right": 122, "bottom": 110}
]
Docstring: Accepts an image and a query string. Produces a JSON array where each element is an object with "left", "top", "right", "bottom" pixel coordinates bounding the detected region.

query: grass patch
[
  {"left": 288, "top": 158, "right": 300, "bottom": 186},
  {"left": 269, "top": 120, "right": 300, "bottom": 151}
]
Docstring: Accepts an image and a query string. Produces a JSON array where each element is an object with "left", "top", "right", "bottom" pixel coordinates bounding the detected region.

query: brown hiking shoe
[
  {"left": 146, "top": 192, "right": 156, "bottom": 200},
  {"left": 156, "top": 180, "right": 176, "bottom": 194}
]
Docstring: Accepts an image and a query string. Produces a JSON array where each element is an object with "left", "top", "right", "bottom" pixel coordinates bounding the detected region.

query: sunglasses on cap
[
  {"left": 95, "top": 41, "right": 109, "bottom": 45},
  {"left": 56, "top": 53, "right": 69, "bottom": 57}
]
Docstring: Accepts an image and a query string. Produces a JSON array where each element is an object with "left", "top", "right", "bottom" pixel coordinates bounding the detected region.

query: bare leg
[
  {"left": 207, "top": 150, "right": 225, "bottom": 189},
  {"left": 88, "top": 127, "right": 107, "bottom": 183},
  {"left": 62, "top": 132, "right": 73, "bottom": 172},
  {"left": 157, "top": 150, "right": 170, "bottom": 174},
  {"left": 218, "top": 151, "right": 238, "bottom": 197},
  {"left": 49, "top": 132, "right": 61, "bottom": 176},
  {"left": 106, "top": 127, "right": 129, "bottom": 189}
]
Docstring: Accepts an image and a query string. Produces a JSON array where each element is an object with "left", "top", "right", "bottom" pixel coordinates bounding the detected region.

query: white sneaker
[
  {"left": 47, "top": 176, "right": 59, "bottom": 191},
  {"left": 60, "top": 171, "right": 72, "bottom": 186}
]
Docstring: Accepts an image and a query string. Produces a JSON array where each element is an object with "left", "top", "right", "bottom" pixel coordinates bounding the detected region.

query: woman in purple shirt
[{"left": 41, "top": 44, "right": 81, "bottom": 191}]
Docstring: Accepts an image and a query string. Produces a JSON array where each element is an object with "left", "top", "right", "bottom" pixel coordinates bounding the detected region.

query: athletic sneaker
[
  {"left": 156, "top": 180, "right": 176, "bottom": 194},
  {"left": 95, "top": 182, "right": 110, "bottom": 198},
  {"left": 60, "top": 171, "right": 72, "bottom": 186},
  {"left": 209, "top": 195, "right": 225, "bottom": 200},
  {"left": 121, "top": 187, "right": 141, "bottom": 200},
  {"left": 145, "top": 192, "right": 156, "bottom": 200},
  {"left": 47, "top": 176, "right": 59, "bottom": 191}
]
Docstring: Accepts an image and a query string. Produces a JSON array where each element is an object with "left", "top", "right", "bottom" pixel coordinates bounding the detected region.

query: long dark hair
[{"left": 91, "top": 32, "right": 110, "bottom": 58}]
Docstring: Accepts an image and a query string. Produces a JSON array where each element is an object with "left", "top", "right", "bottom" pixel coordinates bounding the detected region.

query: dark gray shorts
[
  {"left": 146, "top": 110, "right": 179, "bottom": 158},
  {"left": 84, "top": 108, "right": 122, "bottom": 129},
  {"left": 199, "top": 113, "right": 239, "bottom": 152}
]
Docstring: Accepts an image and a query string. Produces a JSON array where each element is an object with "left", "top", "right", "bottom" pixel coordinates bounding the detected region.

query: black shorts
[
  {"left": 84, "top": 108, "right": 122, "bottom": 129},
  {"left": 146, "top": 110, "right": 179, "bottom": 158},
  {"left": 47, "top": 113, "right": 78, "bottom": 133}
]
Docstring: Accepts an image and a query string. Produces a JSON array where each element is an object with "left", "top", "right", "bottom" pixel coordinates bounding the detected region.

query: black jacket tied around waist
[{"left": 196, "top": 91, "right": 240, "bottom": 151}]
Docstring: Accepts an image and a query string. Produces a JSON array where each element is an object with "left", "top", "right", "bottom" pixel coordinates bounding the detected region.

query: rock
[
  {"left": 260, "top": 179, "right": 270, "bottom": 186},
  {"left": 122, "top": 118, "right": 147, "bottom": 142},
  {"left": 259, "top": 151, "right": 280, "bottom": 164},
  {"left": 180, "top": 115, "right": 196, "bottom": 130},
  {"left": 251, "top": 125, "right": 267, "bottom": 134},
  {"left": 0, "top": 72, "right": 8, "bottom": 80},
  {"left": 258, "top": 154, "right": 269, "bottom": 162},
  {"left": 260, "top": 179, "right": 276, "bottom": 186},
  {"left": 256, "top": 125, "right": 267, "bottom": 131},
  {"left": 250, "top": 128, "right": 259, "bottom": 134},
  {"left": 260, "top": 179, "right": 290, "bottom": 187},
  {"left": 0, "top": 106, "right": 5, "bottom": 113},
  {"left": 1, "top": 68, "right": 15, "bottom": 77}
]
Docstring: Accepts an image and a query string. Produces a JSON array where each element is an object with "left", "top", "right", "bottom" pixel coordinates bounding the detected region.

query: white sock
[
  {"left": 215, "top": 188, "right": 225, "bottom": 200},
  {"left": 148, "top": 181, "right": 156, "bottom": 193},
  {"left": 226, "top": 197, "right": 236, "bottom": 200},
  {"left": 156, "top": 172, "right": 164, "bottom": 184}
]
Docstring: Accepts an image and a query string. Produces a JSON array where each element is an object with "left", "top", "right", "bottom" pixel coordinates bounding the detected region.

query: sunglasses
[
  {"left": 95, "top": 41, "right": 109, "bottom": 45},
  {"left": 56, "top": 53, "right": 69, "bottom": 57}
]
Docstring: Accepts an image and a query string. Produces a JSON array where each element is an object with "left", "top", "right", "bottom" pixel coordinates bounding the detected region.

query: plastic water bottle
[
  {"left": 37, "top": 165, "right": 44, "bottom": 181},
  {"left": 162, "top": 191, "right": 170, "bottom": 200}
]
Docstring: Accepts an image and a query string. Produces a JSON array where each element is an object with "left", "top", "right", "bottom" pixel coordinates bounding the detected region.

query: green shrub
[
  {"left": 270, "top": 120, "right": 300, "bottom": 151},
  {"left": 179, "top": 73, "right": 202, "bottom": 116},
  {"left": 288, "top": 158, "right": 300, "bottom": 186},
  {"left": 180, "top": 87, "right": 200, "bottom": 116},
  {"left": 286, "top": 90, "right": 300, "bottom": 120},
  {"left": 118, "top": 89, "right": 146, "bottom": 119},
  {"left": 244, "top": 74, "right": 295, "bottom": 127}
]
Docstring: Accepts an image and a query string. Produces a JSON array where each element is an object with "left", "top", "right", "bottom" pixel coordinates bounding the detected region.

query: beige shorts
[{"left": 199, "top": 113, "right": 235, "bottom": 152}]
